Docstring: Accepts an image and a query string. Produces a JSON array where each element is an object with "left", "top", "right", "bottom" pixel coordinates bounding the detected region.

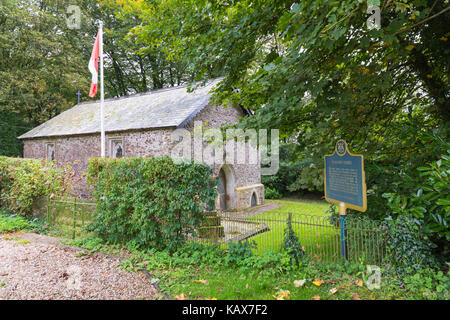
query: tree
[
  {"left": 0, "top": 0, "right": 196, "bottom": 156},
  {"left": 119, "top": 0, "right": 449, "bottom": 257},
  {"left": 122, "top": 0, "right": 449, "bottom": 181},
  {"left": 0, "top": 0, "right": 90, "bottom": 126}
]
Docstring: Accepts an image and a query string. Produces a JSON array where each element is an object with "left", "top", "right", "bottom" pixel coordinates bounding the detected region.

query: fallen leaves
[
  {"left": 311, "top": 295, "right": 321, "bottom": 300},
  {"left": 273, "top": 290, "right": 290, "bottom": 300},
  {"left": 192, "top": 279, "right": 208, "bottom": 285},
  {"left": 312, "top": 279, "right": 324, "bottom": 287},
  {"left": 329, "top": 287, "right": 337, "bottom": 295},
  {"left": 355, "top": 280, "right": 364, "bottom": 287},
  {"left": 351, "top": 293, "right": 361, "bottom": 300},
  {"left": 294, "top": 279, "right": 306, "bottom": 287},
  {"left": 175, "top": 293, "right": 188, "bottom": 300}
]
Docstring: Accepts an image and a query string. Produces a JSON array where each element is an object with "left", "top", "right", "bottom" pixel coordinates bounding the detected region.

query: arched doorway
[
  {"left": 250, "top": 192, "right": 258, "bottom": 207},
  {"left": 218, "top": 169, "right": 227, "bottom": 211},
  {"left": 217, "top": 164, "right": 236, "bottom": 211}
]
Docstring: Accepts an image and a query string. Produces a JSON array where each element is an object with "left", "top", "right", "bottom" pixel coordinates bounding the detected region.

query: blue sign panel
[{"left": 324, "top": 140, "right": 367, "bottom": 212}]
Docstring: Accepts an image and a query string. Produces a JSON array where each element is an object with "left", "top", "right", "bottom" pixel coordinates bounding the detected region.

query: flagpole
[{"left": 99, "top": 21, "right": 105, "bottom": 158}]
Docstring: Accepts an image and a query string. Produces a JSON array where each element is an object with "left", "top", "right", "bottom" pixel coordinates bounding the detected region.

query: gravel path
[{"left": 0, "top": 233, "right": 160, "bottom": 300}]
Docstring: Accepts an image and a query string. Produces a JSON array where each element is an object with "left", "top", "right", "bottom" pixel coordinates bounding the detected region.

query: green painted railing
[
  {"left": 199, "top": 212, "right": 388, "bottom": 265},
  {"left": 46, "top": 197, "right": 96, "bottom": 239},
  {"left": 46, "top": 197, "right": 388, "bottom": 264}
]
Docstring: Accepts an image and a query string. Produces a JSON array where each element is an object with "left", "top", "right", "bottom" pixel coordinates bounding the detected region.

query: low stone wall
[{"left": 235, "top": 184, "right": 265, "bottom": 211}]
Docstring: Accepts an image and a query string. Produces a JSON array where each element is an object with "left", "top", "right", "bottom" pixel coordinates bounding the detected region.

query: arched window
[
  {"left": 110, "top": 138, "right": 123, "bottom": 158},
  {"left": 46, "top": 143, "right": 55, "bottom": 161}
]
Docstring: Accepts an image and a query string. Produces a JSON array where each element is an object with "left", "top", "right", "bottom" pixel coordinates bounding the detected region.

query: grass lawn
[
  {"left": 150, "top": 264, "right": 414, "bottom": 300},
  {"left": 2, "top": 201, "right": 448, "bottom": 300},
  {"left": 241, "top": 200, "right": 384, "bottom": 264},
  {"left": 244, "top": 199, "right": 338, "bottom": 258}
]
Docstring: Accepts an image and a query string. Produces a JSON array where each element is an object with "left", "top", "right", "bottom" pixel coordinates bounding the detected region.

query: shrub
[
  {"left": 225, "top": 240, "right": 257, "bottom": 266},
  {"left": 86, "top": 156, "right": 218, "bottom": 252},
  {"left": 0, "top": 111, "right": 31, "bottom": 157},
  {"left": 261, "top": 142, "right": 323, "bottom": 196},
  {"left": 382, "top": 149, "right": 450, "bottom": 263},
  {"left": 265, "top": 187, "right": 282, "bottom": 200},
  {"left": 383, "top": 214, "right": 438, "bottom": 275},
  {"left": 0, "top": 156, "right": 71, "bottom": 216}
]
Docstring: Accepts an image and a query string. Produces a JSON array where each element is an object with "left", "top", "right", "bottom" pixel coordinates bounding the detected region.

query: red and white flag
[{"left": 88, "top": 31, "right": 100, "bottom": 97}]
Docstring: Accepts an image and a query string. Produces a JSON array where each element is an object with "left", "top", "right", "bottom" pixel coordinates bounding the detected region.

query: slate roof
[{"left": 19, "top": 78, "right": 222, "bottom": 140}]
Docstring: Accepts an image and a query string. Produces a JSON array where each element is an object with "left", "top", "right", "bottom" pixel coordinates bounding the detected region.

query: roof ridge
[
  {"left": 18, "top": 78, "right": 224, "bottom": 140},
  {"left": 77, "top": 78, "right": 223, "bottom": 106}
]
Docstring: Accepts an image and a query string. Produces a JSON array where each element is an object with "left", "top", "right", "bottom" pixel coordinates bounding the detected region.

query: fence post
[
  {"left": 46, "top": 195, "right": 50, "bottom": 226},
  {"left": 72, "top": 198, "right": 77, "bottom": 239}
]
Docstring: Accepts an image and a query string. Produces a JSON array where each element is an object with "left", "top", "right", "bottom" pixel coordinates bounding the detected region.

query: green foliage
[
  {"left": 361, "top": 125, "right": 448, "bottom": 220},
  {"left": 264, "top": 187, "right": 282, "bottom": 199},
  {"left": 70, "top": 235, "right": 447, "bottom": 300},
  {"left": 236, "top": 249, "right": 294, "bottom": 275},
  {"left": 225, "top": 240, "right": 257, "bottom": 266},
  {"left": 0, "top": 208, "right": 31, "bottom": 233},
  {"left": 64, "top": 237, "right": 105, "bottom": 252},
  {"left": 123, "top": 1, "right": 449, "bottom": 271},
  {"left": 0, "top": 111, "right": 31, "bottom": 157},
  {"left": 402, "top": 268, "right": 450, "bottom": 300},
  {"left": 282, "top": 213, "right": 305, "bottom": 265},
  {"left": 379, "top": 135, "right": 450, "bottom": 261},
  {"left": 415, "top": 151, "right": 450, "bottom": 240},
  {"left": 0, "top": 207, "right": 47, "bottom": 233},
  {"left": 383, "top": 214, "right": 438, "bottom": 275},
  {"left": 1, "top": 0, "right": 196, "bottom": 145},
  {"left": 262, "top": 142, "right": 323, "bottom": 195},
  {"left": 174, "top": 242, "right": 226, "bottom": 266},
  {"left": 86, "top": 156, "right": 218, "bottom": 252},
  {"left": 118, "top": 256, "right": 148, "bottom": 272},
  {"left": 0, "top": 156, "right": 71, "bottom": 216},
  {"left": 125, "top": 0, "right": 449, "bottom": 132},
  {"left": 0, "top": 0, "right": 89, "bottom": 125}
]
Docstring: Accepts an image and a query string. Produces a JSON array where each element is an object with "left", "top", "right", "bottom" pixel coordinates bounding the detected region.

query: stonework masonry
[{"left": 22, "top": 104, "right": 264, "bottom": 210}]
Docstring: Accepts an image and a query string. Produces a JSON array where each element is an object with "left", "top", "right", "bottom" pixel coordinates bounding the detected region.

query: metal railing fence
[
  {"left": 46, "top": 198, "right": 387, "bottom": 264},
  {"left": 197, "top": 211, "right": 387, "bottom": 265},
  {"left": 46, "top": 197, "right": 96, "bottom": 239}
]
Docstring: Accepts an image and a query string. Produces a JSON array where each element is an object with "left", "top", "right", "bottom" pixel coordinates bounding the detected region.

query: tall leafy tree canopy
[
  {"left": 117, "top": 0, "right": 448, "bottom": 148},
  {"left": 0, "top": 0, "right": 195, "bottom": 154},
  {"left": 112, "top": 0, "right": 449, "bottom": 234}
]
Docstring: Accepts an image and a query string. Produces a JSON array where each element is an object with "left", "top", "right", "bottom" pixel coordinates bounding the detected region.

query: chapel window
[
  {"left": 110, "top": 139, "right": 123, "bottom": 158},
  {"left": 46, "top": 143, "right": 55, "bottom": 161}
]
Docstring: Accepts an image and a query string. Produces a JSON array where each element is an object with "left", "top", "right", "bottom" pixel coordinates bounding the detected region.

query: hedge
[
  {"left": 86, "top": 157, "right": 218, "bottom": 251},
  {"left": 0, "top": 156, "right": 72, "bottom": 216}
]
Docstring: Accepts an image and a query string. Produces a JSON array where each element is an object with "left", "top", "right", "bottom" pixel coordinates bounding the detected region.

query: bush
[
  {"left": 86, "top": 156, "right": 218, "bottom": 252},
  {"left": 225, "top": 240, "right": 257, "bottom": 266},
  {"left": 261, "top": 142, "right": 323, "bottom": 196},
  {"left": 0, "top": 111, "right": 31, "bottom": 157},
  {"left": 265, "top": 187, "right": 282, "bottom": 199},
  {"left": 381, "top": 149, "right": 450, "bottom": 263},
  {"left": 383, "top": 214, "right": 438, "bottom": 275},
  {"left": 0, "top": 156, "right": 71, "bottom": 216}
]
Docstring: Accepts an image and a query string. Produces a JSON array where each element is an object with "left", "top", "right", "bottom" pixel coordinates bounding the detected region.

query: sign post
[
  {"left": 324, "top": 140, "right": 367, "bottom": 260},
  {"left": 339, "top": 202, "right": 348, "bottom": 259}
]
